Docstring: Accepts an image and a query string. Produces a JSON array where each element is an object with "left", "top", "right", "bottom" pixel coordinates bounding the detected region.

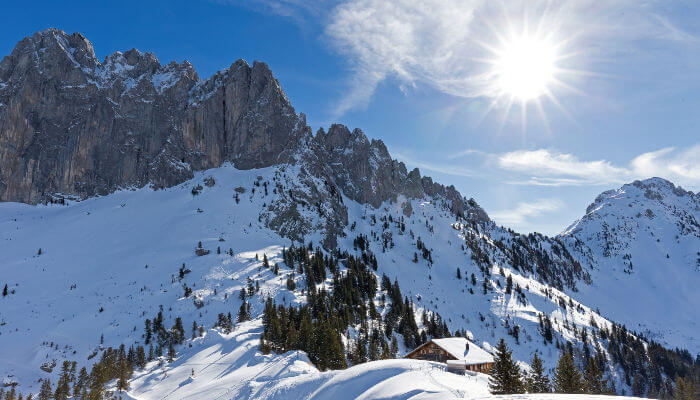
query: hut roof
[{"left": 428, "top": 337, "right": 494, "bottom": 364}]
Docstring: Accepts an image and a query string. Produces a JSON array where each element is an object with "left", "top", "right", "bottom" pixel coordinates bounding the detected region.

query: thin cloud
[
  {"left": 222, "top": 1, "right": 700, "bottom": 116},
  {"left": 397, "top": 146, "right": 700, "bottom": 189},
  {"left": 630, "top": 145, "right": 700, "bottom": 183},
  {"left": 498, "top": 146, "right": 700, "bottom": 188},
  {"left": 490, "top": 198, "right": 563, "bottom": 226},
  {"left": 323, "top": 0, "right": 700, "bottom": 116},
  {"left": 497, "top": 149, "right": 628, "bottom": 185}
]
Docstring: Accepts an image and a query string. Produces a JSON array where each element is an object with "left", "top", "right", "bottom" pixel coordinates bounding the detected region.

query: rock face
[
  {"left": 0, "top": 29, "right": 488, "bottom": 245},
  {"left": 0, "top": 29, "right": 304, "bottom": 203}
]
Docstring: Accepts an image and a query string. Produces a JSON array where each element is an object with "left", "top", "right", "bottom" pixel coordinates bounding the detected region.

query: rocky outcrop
[
  {"left": 0, "top": 28, "right": 489, "bottom": 245},
  {"left": 0, "top": 29, "right": 303, "bottom": 203},
  {"left": 313, "top": 124, "right": 489, "bottom": 222}
]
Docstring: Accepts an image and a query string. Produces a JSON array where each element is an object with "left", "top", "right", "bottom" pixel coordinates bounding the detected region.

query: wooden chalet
[{"left": 405, "top": 337, "right": 494, "bottom": 374}]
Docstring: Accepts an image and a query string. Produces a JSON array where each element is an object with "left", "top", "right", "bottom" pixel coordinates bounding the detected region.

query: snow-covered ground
[
  {"left": 0, "top": 164, "right": 693, "bottom": 397},
  {"left": 560, "top": 178, "right": 700, "bottom": 351},
  {"left": 123, "top": 319, "right": 491, "bottom": 400},
  {"left": 124, "top": 320, "right": 641, "bottom": 400}
]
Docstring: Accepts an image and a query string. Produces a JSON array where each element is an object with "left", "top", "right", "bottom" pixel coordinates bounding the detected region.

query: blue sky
[{"left": 1, "top": 0, "right": 698, "bottom": 235}]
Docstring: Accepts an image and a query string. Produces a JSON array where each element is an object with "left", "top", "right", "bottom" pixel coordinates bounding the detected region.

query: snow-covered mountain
[
  {"left": 559, "top": 177, "right": 700, "bottom": 352},
  {"left": 0, "top": 29, "right": 698, "bottom": 399}
]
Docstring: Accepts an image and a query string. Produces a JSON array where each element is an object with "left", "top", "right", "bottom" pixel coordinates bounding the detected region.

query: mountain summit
[
  {"left": 560, "top": 177, "right": 699, "bottom": 350},
  {"left": 0, "top": 29, "right": 486, "bottom": 247}
]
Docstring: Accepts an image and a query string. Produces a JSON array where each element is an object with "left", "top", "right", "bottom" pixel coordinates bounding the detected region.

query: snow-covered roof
[{"left": 431, "top": 337, "right": 494, "bottom": 364}]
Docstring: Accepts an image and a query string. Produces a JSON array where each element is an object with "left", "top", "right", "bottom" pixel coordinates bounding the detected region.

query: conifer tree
[
  {"left": 237, "top": 300, "right": 249, "bottom": 322},
  {"left": 74, "top": 367, "right": 89, "bottom": 398},
  {"left": 144, "top": 319, "right": 152, "bottom": 345},
  {"left": 489, "top": 338, "right": 525, "bottom": 394},
  {"left": 2, "top": 284, "right": 7, "bottom": 297},
  {"left": 583, "top": 356, "right": 606, "bottom": 394},
  {"left": 168, "top": 343, "right": 176, "bottom": 362},
  {"left": 674, "top": 376, "right": 697, "bottom": 400},
  {"left": 390, "top": 336, "right": 399, "bottom": 358},
  {"left": 553, "top": 351, "right": 583, "bottom": 393},
  {"left": 525, "top": 353, "right": 551, "bottom": 393},
  {"left": 172, "top": 317, "right": 185, "bottom": 344},
  {"left": 136, "top": 346, "right": 147, "bottom": 369},
  {"left": 116, "top": 356, "right": 129, "bottom": 392},
  {"left": 37, "top": 379, "right": 52, "bottom": 400},
  {"left": 54, "top": 361, "right": 71, "bottom": 400}
]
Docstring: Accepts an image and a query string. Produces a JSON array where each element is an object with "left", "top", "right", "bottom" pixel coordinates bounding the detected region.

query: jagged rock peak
[
  {"left": 0, "top": 29, "right": 489, "bottom": 230},
  {"left": 0, "top": 29, "right": 304, "bottom": 204}
]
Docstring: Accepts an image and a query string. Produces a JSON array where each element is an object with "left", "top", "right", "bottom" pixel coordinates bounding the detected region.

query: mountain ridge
[{"left": 0, "top": 28, "right": 488, "bottom": 247}]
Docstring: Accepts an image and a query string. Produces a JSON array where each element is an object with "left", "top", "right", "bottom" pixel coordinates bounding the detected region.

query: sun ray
[
  {"left": 462, "top": 3, "right": 598, "bottom": 133},
  {"left": 534, "top": 97, "right": 552, "bottom": 136}
]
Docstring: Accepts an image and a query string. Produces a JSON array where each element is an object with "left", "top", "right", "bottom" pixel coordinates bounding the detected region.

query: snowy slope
[
  {"left": 559, "top": 178, "right": 700, "bottom": 352},
  {"left": 123, "top": 319, "right": 491, "bottom": 400},
  {"left": 122, "top": 320, "right": 644, "bottom": 400},
  {"left": 0, "top": 163, "right": 642, "bottom": 397}
]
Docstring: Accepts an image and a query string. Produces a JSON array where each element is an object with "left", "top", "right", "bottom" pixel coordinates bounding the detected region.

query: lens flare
[{"left": 494, "top": 35, "right": 556, "bottom": 100}]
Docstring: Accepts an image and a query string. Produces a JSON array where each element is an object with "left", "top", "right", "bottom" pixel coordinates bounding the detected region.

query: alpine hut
[{"left": 405, "top": 337, "right": 494, "bottom": 374}]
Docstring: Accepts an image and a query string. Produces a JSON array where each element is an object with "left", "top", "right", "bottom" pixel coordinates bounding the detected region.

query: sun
[
  {"left": 493, "top": 34, "right": 557, "bottom": 101},
  {"left": 472, "top": 11, "right": 582, "bottom": 131}
]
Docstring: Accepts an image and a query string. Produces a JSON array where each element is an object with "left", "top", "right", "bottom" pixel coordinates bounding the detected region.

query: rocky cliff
[
  {"left": 0, "top": 29, "right": 305, "bottom": 203},
  {"left": 0, "top": 29, "right": 488, "bottom": 244}
]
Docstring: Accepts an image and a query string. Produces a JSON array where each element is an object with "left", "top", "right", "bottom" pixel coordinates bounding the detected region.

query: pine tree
[
  {"left": 674, "top": 376, "right": 697, "bottom": 400},
  {"left": 144, "top": 319, "right": 152, "bottom": 344},
  {"left": 237, "top": 300, "right": 249, "bottom": 322},
  {"left": 553, "top": 351, "right": 583, "bottom": 393},
  {"left": 2, "top": 284, "right": 7, "bottom": 297},
  {"left": 116, "top": 356, "right": 129, "bottom": 393},
  {"left": 37, "top": 379, "right": 52, "bottom": 400},
  {"left": 172, "top": 317, "right": 185, "bottom": 344},
  {"left": 489, "top": 338, "right": 525, "bottom": 394},
  {"left": 390, "top": 336, "right": 399, "bottom": 358},
  {"left": 74, "top": 367, "right": 89, "bottom": 398},
  {"left": 525, "top": 353, "right": 551, "bottom": 393},
  {"left": 168, "top": 343, "right": 176, "bottom": 362},
  {"left": 136, "top": 345, "right": 147, "bottom": 369},
  {"left": 54, "top": 361, "right": 71, "bottom": 400},
  {"left": 583, "top": 356, "right": 605, "bottom": 394}
]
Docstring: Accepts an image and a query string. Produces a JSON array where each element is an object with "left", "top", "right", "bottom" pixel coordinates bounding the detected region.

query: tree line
[{"left": 489, "top": 338, "right": 697, "bottom": 400}]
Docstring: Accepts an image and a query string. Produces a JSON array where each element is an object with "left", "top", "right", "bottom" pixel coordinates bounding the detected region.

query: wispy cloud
[
  {"left": 223, "top": 0, "right": 700, "bottom": 116},
  {"left": 217, "top": 0, "right": 331, "bottom": 26},
  {"left": 323, "top": 0, "right": 700, "bottom": 116},
  {"left": 498, "top": 146, "right": 700, "bottom": 188},
  {"left": 497, "top": 149, "right": 628, "bottom": 185},
  {"left": 490, "top": 198, "right": 563, "bottom": 226},
  {"left": 396, "top": 145, "right": 700, "bottom": 189},
  {"left": 630, "top": 145, "right": 700, "bottom": 184}
]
